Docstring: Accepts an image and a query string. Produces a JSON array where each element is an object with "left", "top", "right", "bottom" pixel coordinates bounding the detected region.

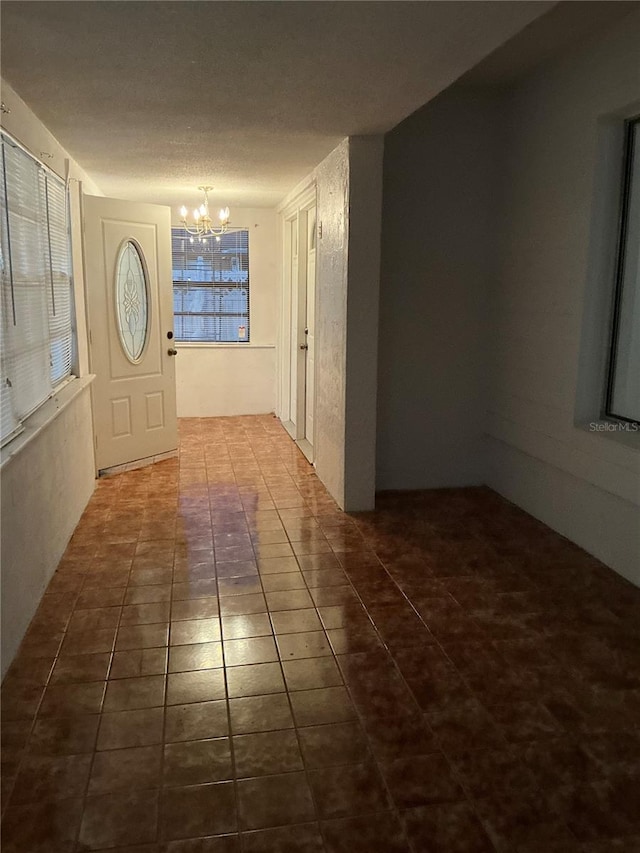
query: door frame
[{"left": 277, "top": 182, "right": 317, "bottom": 458}]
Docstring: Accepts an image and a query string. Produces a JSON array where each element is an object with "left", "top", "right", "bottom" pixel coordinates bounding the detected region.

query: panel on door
[{"left": 83, "top": 195, "right": 177, "bottom": 471}]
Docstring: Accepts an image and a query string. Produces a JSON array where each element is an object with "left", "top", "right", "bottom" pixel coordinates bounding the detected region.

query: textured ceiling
[{"left": 0, "top": 1, "right": 556, "bottom": 208}]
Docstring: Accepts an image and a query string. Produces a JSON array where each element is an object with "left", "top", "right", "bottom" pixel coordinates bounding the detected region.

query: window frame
[
  {"left": 171, "top": 226, "right": 250, "bottom": 344},
  {"left": 604, "top": 114, "right": 640, "bottom": 426}
]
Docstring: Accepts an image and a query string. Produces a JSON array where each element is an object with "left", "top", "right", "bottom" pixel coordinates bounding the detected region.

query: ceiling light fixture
[{"left": 179, "top": 186, "right": 230, "bottom": 240}]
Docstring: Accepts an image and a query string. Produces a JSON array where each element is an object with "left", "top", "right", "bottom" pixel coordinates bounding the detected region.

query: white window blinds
[
  {"left": 172, "top": 227, "right": 250, "bottom": 342},
  {"left": 45, "top": 175, "right": 74, "bottom": 384},
  {"left": 0, "top": 132, "right": 74, "bottom": 447}
]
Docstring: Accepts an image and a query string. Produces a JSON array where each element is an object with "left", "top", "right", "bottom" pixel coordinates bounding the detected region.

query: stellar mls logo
[{"left": 589, "top": 421, "right": 639, "bottom": 432}]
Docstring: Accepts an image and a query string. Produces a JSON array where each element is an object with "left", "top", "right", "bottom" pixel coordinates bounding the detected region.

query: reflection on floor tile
[{"left": 2, "top": 414, "right": 640, "bottom": 851}]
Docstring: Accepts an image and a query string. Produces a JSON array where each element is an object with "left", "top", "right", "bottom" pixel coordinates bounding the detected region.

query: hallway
[{"left": 2, "top": 415, "right": 640, "bottom": 852}]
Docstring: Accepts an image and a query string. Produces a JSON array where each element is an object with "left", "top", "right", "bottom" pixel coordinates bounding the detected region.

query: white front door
[{"left": 83, "top": 195, "right": 177, "bottom": 471}]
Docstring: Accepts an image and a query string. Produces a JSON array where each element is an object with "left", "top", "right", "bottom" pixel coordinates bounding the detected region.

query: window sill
[
  {"left": 577, "top": 419, "right": 640, "bottom": 451},
  {"left": 1, "top": 375, "right": 95, "bottom": 470},
  {"left": 175, "top": 343, "right": 275, "bottom": 349}
]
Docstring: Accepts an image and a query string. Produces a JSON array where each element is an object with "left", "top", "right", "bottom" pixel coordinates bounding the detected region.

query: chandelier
[{"left": 179, "top": 186, "right": 230, "bottom": 239}]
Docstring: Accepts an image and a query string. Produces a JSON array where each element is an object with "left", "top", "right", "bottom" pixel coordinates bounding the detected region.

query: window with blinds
[
  {"left": 0, "top": 132, "right": 74, "bottom": 447},
  {"left": 172, "top": 227, "right": 249, "bottom": 342}
]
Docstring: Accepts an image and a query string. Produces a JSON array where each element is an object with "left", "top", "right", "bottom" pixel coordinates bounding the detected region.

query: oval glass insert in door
[{"left": 115, "top": 240, "right": 149, "bottom": 362}]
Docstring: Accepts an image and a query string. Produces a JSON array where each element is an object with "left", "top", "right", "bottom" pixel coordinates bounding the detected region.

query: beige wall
[
  {"left": 377, "top": 89, "right": 499, "bottom": 490},
  {"left": 344, "top": 137, "right": 384, "bottom": 509},
  {"left": 312, "top": 140, "right": 350, "bottom": 505},
  {"left": 1, "top": 383, "right": 95, "bottom": 676},
  {"left": 176, "top": 347, "right": 276, "bottom": 417}
]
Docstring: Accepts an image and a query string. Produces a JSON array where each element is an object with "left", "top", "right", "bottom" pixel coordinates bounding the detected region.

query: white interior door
[
  {"left": 289, "top": 216, "right": 300, "bottom": 433},
  {"left": 304, "top": 204, "right": 317, "bottom": 450},
  {"left": 83, "top": 195, "right": 177, "bottom": 471},
  {"left": 277, "top": 183, "right": 316, "bottom": 454}
]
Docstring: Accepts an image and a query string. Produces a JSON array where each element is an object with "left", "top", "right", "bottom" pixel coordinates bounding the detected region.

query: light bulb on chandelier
[{"left": 180, "top": 186, "right": 230, "bottom": 237}]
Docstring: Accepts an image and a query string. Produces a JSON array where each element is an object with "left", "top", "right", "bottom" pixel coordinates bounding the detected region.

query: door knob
[
  {"left": 299, "top": 344, "right": 308, "bottom": 350},
  {"left": 167, "top": 348, "right": 178, "bottom": 356}
]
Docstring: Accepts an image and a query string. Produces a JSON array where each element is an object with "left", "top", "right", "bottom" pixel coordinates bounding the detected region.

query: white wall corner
[{"left": 344, "top": 136, "right": 384, "bottom": 511}]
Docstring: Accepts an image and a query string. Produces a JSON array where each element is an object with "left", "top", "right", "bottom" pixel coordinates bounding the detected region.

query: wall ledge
[
  {"left": 1, "top": 375, "right": 95, "bottom": 470},
  {"left": 486, "top": 432, "right": 639, "bottom": 509},
  {"left": 576, "top": 420, "right": 640, "bottom": 452},
  {"left": 175, "top": 343, "right": 275, "bottom": 350}
]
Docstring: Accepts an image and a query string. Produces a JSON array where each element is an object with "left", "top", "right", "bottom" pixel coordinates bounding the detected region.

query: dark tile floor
[{"left": 2, "top": 415, "right": 640, "bottom": 852}]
